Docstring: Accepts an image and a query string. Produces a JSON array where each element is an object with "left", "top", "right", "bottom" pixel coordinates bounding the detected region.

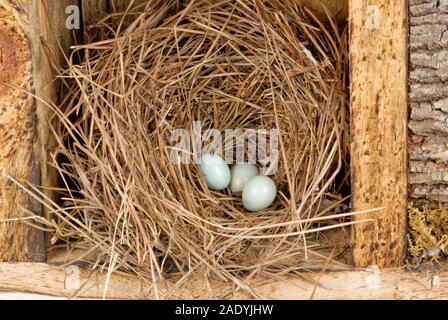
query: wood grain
[
  {"left": 350, "top": 0, "right": 408, "bottom": 268},
  {"left": 82, "top": 0, "right": 128, "bottom": 26},
  {"left": 0, "top": 7, "right": 46, "bottom": 262},
  {"left": 300, "top": 0, "right": 348, "bottom": 22},
  {"left": 0, "top": 0, "right": 75, "bottom": 261},
  {"left": 0, "top": 263, "right": 446, "bottom": 299},
  {"left": 26, "top": 0, "right": 76, "bottom": 235}
]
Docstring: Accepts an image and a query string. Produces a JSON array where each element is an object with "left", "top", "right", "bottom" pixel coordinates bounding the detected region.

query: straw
[{"left": 27, "top": 0, "right": 352, "bottom": 298}]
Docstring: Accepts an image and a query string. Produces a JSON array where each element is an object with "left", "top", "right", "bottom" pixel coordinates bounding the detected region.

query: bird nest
[{"left": 23, "top": 0, "right": 358, "bottom": 297}]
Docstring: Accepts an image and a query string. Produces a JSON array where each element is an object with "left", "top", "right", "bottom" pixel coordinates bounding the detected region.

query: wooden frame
[
  {"left": 0, "top": 0, "right": 416, "bottom": 299},
  {"left": 350, "top": 1, "right": 408, "bottom": 267},
  {"left": 0, "top": 263, "right": 446, "bottom": 299}
]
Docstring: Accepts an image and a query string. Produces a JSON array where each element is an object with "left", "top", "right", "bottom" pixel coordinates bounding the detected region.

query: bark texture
[{"left": 409, "top": 0, "right": 448, "bottom": 205}]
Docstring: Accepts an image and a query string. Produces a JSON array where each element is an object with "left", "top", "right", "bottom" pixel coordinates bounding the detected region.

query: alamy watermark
[
  {"left": 366, "top": 5, "right": 381, "bottom": 30},
  {"left": 66, "top": 5, "right": 80, "bottom": 30},
  {"left": 169, "top": 121, "right": 279, "bottom": 175},
  {"left": 64, "top": 265, "right": 80, "bottom": 290}
]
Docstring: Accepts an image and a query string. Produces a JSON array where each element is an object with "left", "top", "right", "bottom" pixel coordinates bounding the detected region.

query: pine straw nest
[{"left": 24, "top": 0, "right": 361, "bottom": 297}]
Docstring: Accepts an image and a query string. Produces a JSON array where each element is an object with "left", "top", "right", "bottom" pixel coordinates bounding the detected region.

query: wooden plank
[
  {"left": 0, "top": 4, "right": 46, "bottom": 262},
  {"left": 0, "top": 263, "right": 446, "bottom": 299},
  {"left": 81, "top": 0, "right": 129, "bottom": 27},
  {"left": 349, "top": 1, "right": 408, "bottom": 268},
  {"left": 81, "top": 0, "right": 111, "bottom": 38},
  {"left": 0, "top": 292, "right": 66, "bottom": 300},
  {"left": 0, "top": 0, "right": 74, "bottom": 261},
  {"left": 300, "top": 0, "right": 348, "bottom": 22},
  {"left": 81, "top": 0, "right": 148, "bottom": 42},
  {"left": 26, "top": 0, "right": 77, "bottom": 228}
]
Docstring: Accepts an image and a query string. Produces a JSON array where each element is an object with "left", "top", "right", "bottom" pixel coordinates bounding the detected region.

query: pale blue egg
[
  {"left": 242, "top": 176, "right": 277, "bottom": 212},
  {"left": 230, "top": 163, "right": 259, "bottom": 193},
  {"left": 199, "top": 154, "right": 231, "bottom": 190}
]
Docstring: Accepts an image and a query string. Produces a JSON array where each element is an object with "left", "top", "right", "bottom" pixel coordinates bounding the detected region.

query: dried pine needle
[{"left": 16, "top": 0, "right": 357, "bottom": 298}]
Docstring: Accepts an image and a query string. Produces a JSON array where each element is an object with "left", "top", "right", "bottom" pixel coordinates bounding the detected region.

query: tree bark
[{"left": 409, "top": 0, "right": 448, "bottom": 206}]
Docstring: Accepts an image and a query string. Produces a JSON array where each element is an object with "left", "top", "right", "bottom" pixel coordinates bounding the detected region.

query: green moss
[{"left": 407, "top": 204, "right": 448, "bottom": 264}]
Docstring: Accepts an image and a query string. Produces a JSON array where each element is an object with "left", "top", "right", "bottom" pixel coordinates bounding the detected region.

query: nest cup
[{"left": 36, "top": 0, "right": 351, "bottom": 295}]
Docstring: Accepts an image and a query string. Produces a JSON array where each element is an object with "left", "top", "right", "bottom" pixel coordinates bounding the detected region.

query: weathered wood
[
  {"left": 26, "top": 0, "right": 76, "bottom": 228},
  {"left": 81, "top": 0, "right": 148, "bottom": 41},
  {"left": 0, "top": 292, "right": 66, "bottom": 300},
  {"left": 0, "top": 0, "right": 74, "bottom": 261},
  {"left": 300, "top": 0, "right": 348, "bottom": 22},
  {"left": 81, "top": 0, "right": 113, "bottom": 37},
  {"left": 350, "top": 1, "right": 408, "bottom": 267},
  {"left": 82, "top": 0, "right": 128, "bottom": 28},
  {"left": 81, "top": 0, "right": 349, "bottom": 23},
  {"left": 0, "top": 263, "right": 446, "bottom": 299},
  {"left": 0, "top": 6, "right": 46, "bottom": 262}
]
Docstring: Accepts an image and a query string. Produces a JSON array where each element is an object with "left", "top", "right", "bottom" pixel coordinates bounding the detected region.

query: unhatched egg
[
  {"left": 242, "top": 176, "right": 277, "bottom": 212},
  {"left": 230, "top": 163, "right": 259, "bottom": 193},
  {"left": 199, "top": 154, "right": 231, "bottom": 190}
]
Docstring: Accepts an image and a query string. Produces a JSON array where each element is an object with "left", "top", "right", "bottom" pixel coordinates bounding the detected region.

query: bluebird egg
[
  {"left": 242, "top": 176, "right": 277, "bottom": 212},
  {"left": 199, "top": 154, "right": 231, "bottom": 190},
  {"left": 230, "top": 163, "right": 259, "bottom": 193}
]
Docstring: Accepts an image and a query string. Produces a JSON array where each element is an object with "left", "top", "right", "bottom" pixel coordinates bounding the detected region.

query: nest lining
[{"left": 21, "top": 0, "right": 356, "bottom": 297}]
